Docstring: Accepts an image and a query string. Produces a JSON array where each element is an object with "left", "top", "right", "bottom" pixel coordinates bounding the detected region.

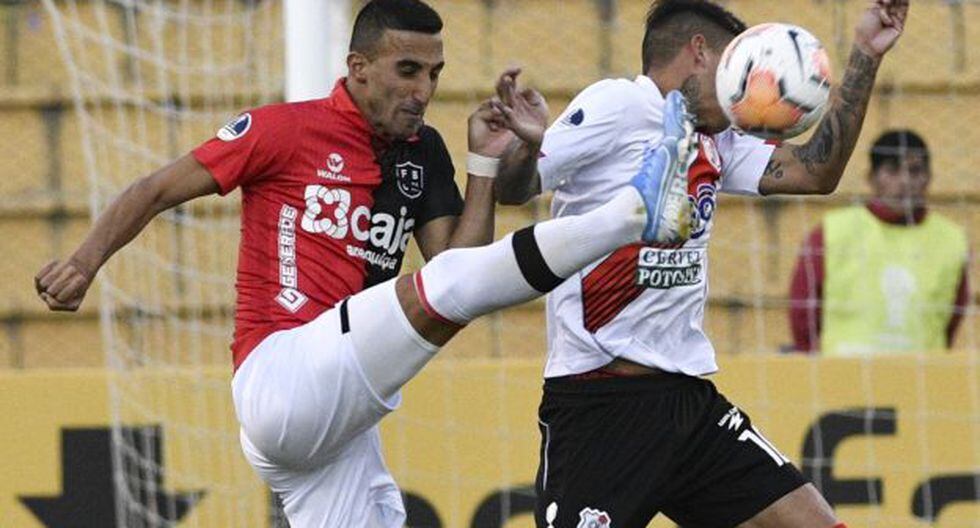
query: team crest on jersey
[
  {"left": 395, "top": 161, "right": 424, "bottom": 199},
  {"left": 217, "top": 113, "right": 252, "bottom": 141},
  {"left": 689, "top": 182, "right": 716, "bottom": 239},
  {"left": 577, "top": 507, "right": 611, "bottom": 528},
  {"left": 687, "top": 135, "right": 723, "bottom": 240},
  {"left": 698, "top": 133, "right": 722, "bottom": 172}
]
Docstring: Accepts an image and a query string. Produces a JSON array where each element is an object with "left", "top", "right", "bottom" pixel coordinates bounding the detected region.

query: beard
[{"left": 679, "top": 75, "right": 702, "bottom": 129}]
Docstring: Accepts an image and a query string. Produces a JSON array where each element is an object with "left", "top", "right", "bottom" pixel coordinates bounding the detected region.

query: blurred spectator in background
[{"left": 789, "top": 129, "right": 970, "bottom": 355}]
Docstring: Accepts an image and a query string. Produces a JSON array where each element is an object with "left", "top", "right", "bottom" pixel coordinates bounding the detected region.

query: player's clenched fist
[
  {"left": 855, "top": 0, "right": 908, "bottom": 58},
  {"left": 35, "top": 258, "right": 94, "bottom": 311}
]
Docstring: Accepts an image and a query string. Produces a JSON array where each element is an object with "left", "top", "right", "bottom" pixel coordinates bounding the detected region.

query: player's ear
[
  {"left": 689, "top": 34, "right": 710, "bottom": 72},
  {"left": 347, "top": 51, "right": 369, "bottom": 83}
]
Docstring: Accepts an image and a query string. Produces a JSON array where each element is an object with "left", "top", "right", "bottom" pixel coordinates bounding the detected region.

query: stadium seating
[{"left": 2, "top": 0, "right": 978, "bottom": 368}]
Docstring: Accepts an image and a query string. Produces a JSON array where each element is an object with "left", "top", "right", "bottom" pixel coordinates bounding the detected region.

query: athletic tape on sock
[{"left": 512, "top": 226, "right": 564, "bottom": 293}]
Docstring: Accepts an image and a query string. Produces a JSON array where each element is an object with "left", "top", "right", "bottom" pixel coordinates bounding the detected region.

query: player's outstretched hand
[
  {"left": 492, "top": 67, "right": 549, "bottom": 146},
  {"left": 855, "top": 0, "right": 908, "bottom": 58},
  {"left": 35, "top": 258, "right": 93, "bottom": 311},
  {"left": 468, "top": 98, "right": 515, "bottom": 159}
]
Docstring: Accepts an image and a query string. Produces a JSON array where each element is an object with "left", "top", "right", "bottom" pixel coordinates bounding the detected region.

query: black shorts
[{"left": 534, "top": 372, "right": 808, "bottom": 528}]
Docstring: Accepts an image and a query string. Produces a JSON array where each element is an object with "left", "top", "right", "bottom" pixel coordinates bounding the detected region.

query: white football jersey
[{"left": 539, "top": 75, "right": 774, "bottom": 378}]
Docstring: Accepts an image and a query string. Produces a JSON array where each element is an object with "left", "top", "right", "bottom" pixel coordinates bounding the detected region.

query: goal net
[
  {"left": 43, "top": 0, "right": 978, "bottom": 527},
  {"left": 42, "top": 0, "right": 283, "bottom": 525}
]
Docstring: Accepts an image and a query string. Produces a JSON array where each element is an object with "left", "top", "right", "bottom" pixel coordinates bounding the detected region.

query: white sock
[
  {"left": 347, "top": 279, "right": 439, "bottom": 400},
  {"left": 418, "top": 188, "right": 646, "bottom": 324}
]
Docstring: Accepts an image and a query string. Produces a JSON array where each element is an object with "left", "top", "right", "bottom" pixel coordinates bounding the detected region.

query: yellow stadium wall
[{"left": 1, "top": 355, "right": 978, "bottom": 528}]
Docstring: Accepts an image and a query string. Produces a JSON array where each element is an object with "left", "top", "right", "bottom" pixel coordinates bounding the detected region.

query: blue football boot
[{"left": 630, "top": 90, "right": 698, "bottom": 244}]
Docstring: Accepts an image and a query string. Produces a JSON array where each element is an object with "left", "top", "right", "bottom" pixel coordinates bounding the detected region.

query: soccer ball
[{"left": 715, "top": 23, "right": 832, "bottom": 140}]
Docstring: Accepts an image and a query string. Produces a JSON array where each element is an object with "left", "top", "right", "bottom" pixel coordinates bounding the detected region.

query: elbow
[
  {"left": 131, "top": 173, "right": 172, "bottom": 216},
  {"left": 815, "top": 182, "right": 837, "bottom": 195},
  {"left": 812, "top": 172, "right": 841, "bottom": 195}
]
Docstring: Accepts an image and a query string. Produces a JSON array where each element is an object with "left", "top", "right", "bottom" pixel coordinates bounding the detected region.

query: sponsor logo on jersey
[
  {"left": 635, "top": 247, "right": 705, "bottom": 289},
  {"left": 327, "top": 152, "right": 344, "bottom": 173},
  {"left": 317, "top": 152, "right": 352, "bottom": 182},
  {"left": 300, "top": 184, "right": 415, "bottom": 264},
  {"left": 302, "top": 185, "right": 352, "bottom": 238},
  {"left": 216, "top": 113, "right": 252, "bottom": 141},
  {"left": 275, "top": 204, "right": 308, "bottom": 312},
  {"left": 576, "top": 507, "right": 611, "bottom": 528},
  {"left": 561, "top": 108, "right": 585, "bottom": 127},
  {"left": 346, "top": 245, "right": 399, "bottom": 271},
  {"left": 395, "top": 161, "right": 424, "bottom": 199}
]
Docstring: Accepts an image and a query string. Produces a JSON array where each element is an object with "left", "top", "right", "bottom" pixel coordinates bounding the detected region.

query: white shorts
[{"left": 232, "top": 301, "right": 406, "bottom": 528}]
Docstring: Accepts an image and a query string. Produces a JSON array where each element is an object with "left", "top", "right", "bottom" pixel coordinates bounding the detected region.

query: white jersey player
[
  {"left": 491, "top": 0, "right": 908, "bottom": 527},
  {"left": 539, "top": 73, "right": 772, "bottom": 378}
]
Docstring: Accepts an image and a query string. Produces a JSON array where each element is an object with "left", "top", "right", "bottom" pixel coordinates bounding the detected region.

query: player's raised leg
[{"left": 352, "top": 90, "right": 698, "bottom": 400}]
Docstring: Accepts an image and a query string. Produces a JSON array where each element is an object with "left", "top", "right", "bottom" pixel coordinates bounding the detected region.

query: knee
[{"left": 238, "top": 381, "right": 323, "bottom": 469}]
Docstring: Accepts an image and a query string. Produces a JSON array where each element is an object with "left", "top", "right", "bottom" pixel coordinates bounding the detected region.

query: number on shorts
[{"left": 738, "top": 425, "right": 791, "bottom": 466}]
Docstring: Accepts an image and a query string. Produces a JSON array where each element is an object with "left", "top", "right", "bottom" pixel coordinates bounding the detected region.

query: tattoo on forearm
[
  {"left": 791, "top": 47, "right": 879, "bottom": 179},
  {"left": 791, "top": 111, "right": 838, "bottom": 175},
  {"left": 763, "top": 158, "right": 785, "bottom": 179},
  {"left": 839, "top": 50, "right": 877, "bottom": 114}
]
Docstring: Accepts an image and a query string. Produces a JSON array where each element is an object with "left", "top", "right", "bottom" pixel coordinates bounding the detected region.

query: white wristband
[{"left": 466, "top": 152, "right": 500, "bottom": 178}]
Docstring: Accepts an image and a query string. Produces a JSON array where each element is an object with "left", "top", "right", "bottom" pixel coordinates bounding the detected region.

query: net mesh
[
  {"left": 42, "top": 0, "right": 979, "bottom": 527},
  {"left": 42, "top": 0, "right": 282, "bottom": 525}
]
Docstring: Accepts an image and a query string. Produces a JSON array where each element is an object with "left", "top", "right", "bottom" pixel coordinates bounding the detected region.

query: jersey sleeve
[
  {"left": 713, "top": 129, "right": 775, "bottom": 196},
  {"left": 415, "top": 128, "right": 463, "bottom": 227},
  {"left": 538, "top": 81, "right": 627, "bottom": 191},
  {"left": 192, "top": 104, "right": 298, "bottom": 195}
]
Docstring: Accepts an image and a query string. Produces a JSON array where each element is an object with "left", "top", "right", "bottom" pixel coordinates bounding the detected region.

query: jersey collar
[
  {"left": 866, "top": 199, "right": 928, "bottom": 225},
  {"left": 327, "top": 78, "right": 421, "bottom": 144},
  {"left": 326, "top": 79, "right": 371, "bottom": 133},
  {"left": 634, "top": 74, "right": 666, "bottom": 105}
]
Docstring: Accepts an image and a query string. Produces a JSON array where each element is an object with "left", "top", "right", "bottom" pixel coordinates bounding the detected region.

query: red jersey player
[{"left": 34, "top": 1, "right": 703, "bottom": 525}]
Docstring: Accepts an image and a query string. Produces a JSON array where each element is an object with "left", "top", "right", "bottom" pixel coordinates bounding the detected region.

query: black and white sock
[{"left": 416, "top": 188, "right": 646, "bottom": 324}]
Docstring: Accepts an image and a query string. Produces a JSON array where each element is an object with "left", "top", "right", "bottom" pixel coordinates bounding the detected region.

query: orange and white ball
[{"left": 716, "top": 23, "right": 832, "bottom": 140}]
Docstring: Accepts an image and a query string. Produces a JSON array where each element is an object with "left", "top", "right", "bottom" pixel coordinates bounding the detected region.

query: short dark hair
[
  {"left": 642, "top": 0, "right": 747, "bottom": 72},
  {"left": 870, "top": 129, "right": 930, "bottom": 172},
  {"left": 349, "top": 0, "right": 443, "bottom": 55}
]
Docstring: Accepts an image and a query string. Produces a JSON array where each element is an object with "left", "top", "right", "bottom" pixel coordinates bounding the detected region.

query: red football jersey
[{"left": 193, "top": 80, "right": 462, "bottom": 369}]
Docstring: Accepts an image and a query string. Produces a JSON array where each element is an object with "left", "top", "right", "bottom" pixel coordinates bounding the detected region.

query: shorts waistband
[{"left": 544, "top": 368, "right": 703, "bottom": 395}]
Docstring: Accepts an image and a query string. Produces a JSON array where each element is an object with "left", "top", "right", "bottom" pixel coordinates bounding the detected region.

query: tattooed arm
[{"left": 759, "top": 0, "right": 909, "bottom": 196}]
